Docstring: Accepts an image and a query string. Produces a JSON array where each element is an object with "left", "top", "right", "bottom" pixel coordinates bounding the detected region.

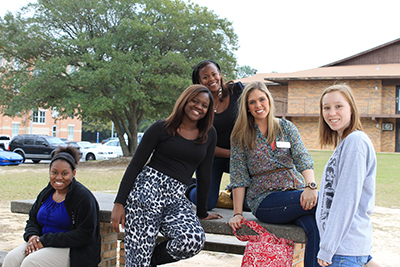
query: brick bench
[{"left": 10, "top": 192, "right": 306, "bottom": 267}]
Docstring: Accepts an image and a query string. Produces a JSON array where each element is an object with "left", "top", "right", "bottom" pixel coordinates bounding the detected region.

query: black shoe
[{"left": 150, "top": 241, "right": 178, "bottom": 266}]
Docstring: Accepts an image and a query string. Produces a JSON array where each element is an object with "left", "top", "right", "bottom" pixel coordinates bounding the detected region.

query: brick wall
[
  {"left": 380, "top": 118, "right": 396, "bottom": 152},
  {"left": 99, "top": 222, "right": 118, "bottom": 267},
  {"left": 292, "top": 243, "right": 305, "bottom": 267},
  {"left": 291, "top": 117, "right": 319, "bottom": 150},
  {"left": 275, "top": 80, "right": 398, "bottom": 152}
]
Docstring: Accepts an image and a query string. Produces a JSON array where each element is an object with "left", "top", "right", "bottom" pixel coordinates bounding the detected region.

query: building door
[
  {"left": 397, "top": 86, "right": 400, "bottom": 114},
  {"left": 396, "top": 119, "right": 400, "bottom": 152}
]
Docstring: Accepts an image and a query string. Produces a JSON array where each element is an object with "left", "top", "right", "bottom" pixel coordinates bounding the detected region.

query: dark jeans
[
  {"left": 256, "top": 190, "right": 320, "bottom": 267},
  {"left": 189, "top": 157, "right": 229, "bottom": 210}
]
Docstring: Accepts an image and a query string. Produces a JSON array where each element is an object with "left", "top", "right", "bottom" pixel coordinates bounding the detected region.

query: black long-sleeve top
[
  {"left": 213, "top": 82, "right": 244, "bottom": 149},
  {"left": 115, "top": 120, "right": 217, "bottom": 218}
]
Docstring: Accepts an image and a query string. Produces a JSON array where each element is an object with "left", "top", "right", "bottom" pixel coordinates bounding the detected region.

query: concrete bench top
[{"left": 10, "top": 192, "right": 306, "bottom": 243}]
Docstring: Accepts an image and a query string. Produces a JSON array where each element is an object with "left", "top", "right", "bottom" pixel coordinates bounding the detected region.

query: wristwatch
[{"left": 305, "top": 182, "right": 318, "bottom": 190}]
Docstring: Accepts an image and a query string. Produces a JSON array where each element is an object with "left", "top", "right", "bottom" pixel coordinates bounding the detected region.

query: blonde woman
[{"left": 228, "top": 81, "right": 320, "bottom": 267}]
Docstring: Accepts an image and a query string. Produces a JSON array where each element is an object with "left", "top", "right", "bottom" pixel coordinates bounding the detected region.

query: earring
[{"left": 218, "top": 88, "right": 222, "bottom": 98}]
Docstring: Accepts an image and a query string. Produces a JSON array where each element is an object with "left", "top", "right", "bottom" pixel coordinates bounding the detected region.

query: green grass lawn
[{"left": 1, "top": 151, "right": 399, "bottom": 208}]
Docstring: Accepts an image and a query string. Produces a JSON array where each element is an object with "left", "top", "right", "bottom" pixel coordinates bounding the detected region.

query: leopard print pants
[{"left": 124, "top": 166, "right": 205, "bottom": 266}]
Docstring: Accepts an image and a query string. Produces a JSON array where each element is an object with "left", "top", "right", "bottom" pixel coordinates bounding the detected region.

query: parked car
[
  {"left": 101, "top": 137, "right": 118, "bottom": 144},
  {"left": 137, "top": 132, "right": 144, "bottom": 143},
  {"left": 9, "top": 134, "right": 65, "bottom": 163},
  {"left": 0, "top": 147, "right": 24, "bottom": 166},
  {"left": 102, "top": 140, "right": 123, "bottom": 157},
  {"left": 64, "top": 142, "right": 84, "bottom": 159},
  {"left": 0, "top": 134, "right": 11, "bottom": 150},
  {"left": 66, "top": 141, "right": 117, "bottom": 161}
]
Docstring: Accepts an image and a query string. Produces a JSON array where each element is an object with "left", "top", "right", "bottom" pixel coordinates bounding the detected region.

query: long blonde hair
[
  {"left": 318, "top": 83, "right": 363, "bottom": 148},
  {"left": 231, "top": 81, "right": 281, "bottom": 150}
]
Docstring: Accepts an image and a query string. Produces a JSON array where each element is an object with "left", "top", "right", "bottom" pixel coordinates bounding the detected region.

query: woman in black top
[
  {"left": 188, "top": 60, "right": 244, "bottom": 211},
  {"left": 111, "top": 85, "right": 217, "bottom": 266}
]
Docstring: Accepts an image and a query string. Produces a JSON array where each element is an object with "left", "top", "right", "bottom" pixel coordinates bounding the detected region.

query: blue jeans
[
  {"left": 255, "top": 190, "right": 320, "bottom": 267},
  {"left": 189, "top": 157, "right": 229, "bottom": 210},
  {"left": 330, "top": 255, "right": 369, "bottom": 267}
]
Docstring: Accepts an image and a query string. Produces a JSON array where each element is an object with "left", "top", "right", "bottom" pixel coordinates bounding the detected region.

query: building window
[
  {"left": 12, "top": 123, "right": 19, "bottom": 138},
  {"left": 33, "top": 111, "right": 46, "bottom": 124},
  {"left": 68, "top": 125, "right": 74, "bottom": 140},
  {"left": 52, "top": 126, "right": 57, "bottom": 137}
]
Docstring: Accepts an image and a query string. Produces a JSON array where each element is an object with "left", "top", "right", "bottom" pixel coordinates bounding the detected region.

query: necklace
[
  {"left": 214, "top": 100, "right": 221, "bottom": 113},
  {"left": 54, "top": 192, "right": 66, "bottom": 203}
]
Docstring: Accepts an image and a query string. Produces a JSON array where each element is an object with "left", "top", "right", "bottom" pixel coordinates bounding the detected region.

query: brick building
[
  {"left": 238, "top": 38, "right": 400, "bottom": 152},
  {"left": 1, "top": 55, "right": 82, "bottom": 141},
  {"left": 0, "top": 109, "right": 82, "bottom": 141}
]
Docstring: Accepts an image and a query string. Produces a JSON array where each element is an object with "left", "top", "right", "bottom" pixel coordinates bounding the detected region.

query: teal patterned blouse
[{"left": 230, "top": 118, "right": 313, "bottom": 215}]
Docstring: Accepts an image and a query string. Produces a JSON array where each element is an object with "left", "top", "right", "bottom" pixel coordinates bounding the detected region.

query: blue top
[
  {"left": 316, "top": 131, "right": 376, "bottom": 263},
  {"left": 230, "top": 119, "right": 313, "bottom": 215},
  {"left": 37, "top": 193, "right": 71, "bottom": 235}
]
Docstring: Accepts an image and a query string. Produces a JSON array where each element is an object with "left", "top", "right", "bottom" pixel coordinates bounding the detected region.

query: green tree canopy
[{"left": 0, "top": 0, "right": 238, "bottom": 155}]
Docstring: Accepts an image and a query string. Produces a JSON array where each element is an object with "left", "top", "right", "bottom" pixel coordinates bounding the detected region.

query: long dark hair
[
  {"left": 165, "top": 84, "right": 214, "bottom": 144},
  {"left": 191, "top": 60, "right": 234, "bottom": 100}
]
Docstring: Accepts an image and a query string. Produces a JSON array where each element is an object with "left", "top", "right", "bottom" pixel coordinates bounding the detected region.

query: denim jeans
[
  {"left": 255, "top": 190, "right": 320, "bottom": 267},
  {"left": 330, "top": 255, "right": 369, "bottom": 267},
  {"left": 189, "top": 157, "right": 229, "bottom": 210}
]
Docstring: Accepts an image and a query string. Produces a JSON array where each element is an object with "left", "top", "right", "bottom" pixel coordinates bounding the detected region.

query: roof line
[
  {"left": 265, "top": 75, "right": 400, "bottom": 81},
  {"left": 321, "top": 38, "right": 400, "bottom": 67}
]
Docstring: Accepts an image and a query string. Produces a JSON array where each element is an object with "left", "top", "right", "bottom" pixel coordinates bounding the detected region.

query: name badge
[{"left": 276, "top": 141, "right": 291, "bottom": 148}]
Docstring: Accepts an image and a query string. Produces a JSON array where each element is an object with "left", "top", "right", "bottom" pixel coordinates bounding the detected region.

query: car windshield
[
  {"left": 47, "top": 137, "right": 65, "bottom": 145},
  {"left": 80, "top": 142, "right": 97, "bottom": 149}
]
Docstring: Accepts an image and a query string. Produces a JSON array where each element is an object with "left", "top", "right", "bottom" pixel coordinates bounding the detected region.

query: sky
[{"left": 2, "top": 0, "right": 400, "bottom": 74}]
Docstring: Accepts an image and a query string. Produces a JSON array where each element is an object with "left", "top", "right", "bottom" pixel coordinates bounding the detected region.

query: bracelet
[{"left": 233, "top": 213, "right": 243, "bottom": 217}]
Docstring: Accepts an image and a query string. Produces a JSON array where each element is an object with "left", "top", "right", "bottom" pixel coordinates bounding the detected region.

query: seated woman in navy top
[{"left": 3, "top": 146, "right": 101, "bottom": 267}]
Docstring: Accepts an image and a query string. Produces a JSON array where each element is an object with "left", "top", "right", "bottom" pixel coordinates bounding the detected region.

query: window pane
[{"left": 68, "top": 126, "right": 74, "bottom": 140}]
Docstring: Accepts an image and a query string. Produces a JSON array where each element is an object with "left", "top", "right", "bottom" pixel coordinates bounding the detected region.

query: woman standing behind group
[
  {"left": 317, "top": 84, "right": 378, "bottom": 267},
  {"left": 228, "top": 81, "right": 320, "bottom": 267},
  {"left": 187, "top": 60, "right": 244, "bottom": 211}
]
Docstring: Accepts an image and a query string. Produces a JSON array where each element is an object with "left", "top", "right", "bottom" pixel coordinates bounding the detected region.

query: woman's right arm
[
  {"left": 228, "top": 138, "right": 250, "bottom": 229},
  {"left": 229, "top": 187, "right": 246, "bottom": 229},
  {"left": 110, "top": 203, "right": 125, "bottom": 233},
  {"left": 111, "top": 121, "right": 163, "bottom": 232},
  {"left": 24, "top": 190, "right": 46, "bottom": 242},
  {"left": 114, "top": 122, "right": 163, "bottom": 204}
]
